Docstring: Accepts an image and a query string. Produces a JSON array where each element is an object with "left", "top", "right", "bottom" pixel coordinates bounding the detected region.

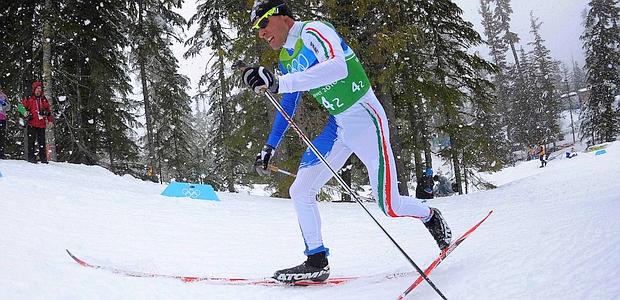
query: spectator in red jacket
[{"left": 21, "top": 81, "right": 54, "bottom": 163}]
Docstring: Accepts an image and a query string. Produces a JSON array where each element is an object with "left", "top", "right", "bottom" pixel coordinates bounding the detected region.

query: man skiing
[{"left": 242, "top": 0, "right": 451, "bottom": 283}]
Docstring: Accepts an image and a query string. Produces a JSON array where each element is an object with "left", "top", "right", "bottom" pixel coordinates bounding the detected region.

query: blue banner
[
  {"left": 161, "top": 182, "right": 219, "bottom": 201},
  {"left": 595, "top": 149, "right": 607, "bottom": 156}
]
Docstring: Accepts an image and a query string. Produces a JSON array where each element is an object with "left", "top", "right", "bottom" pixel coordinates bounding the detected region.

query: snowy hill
[{"left": 1, "top": 143, "right": 619, "bottom": 299}]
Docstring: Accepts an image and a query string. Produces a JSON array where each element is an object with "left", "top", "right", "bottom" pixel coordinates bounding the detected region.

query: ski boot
[
  {"left": 273, "top": 251, "right": 330, "bottom": 283},
  {"left": 424, "top": 207, "right": 452, "bottom": 250}
]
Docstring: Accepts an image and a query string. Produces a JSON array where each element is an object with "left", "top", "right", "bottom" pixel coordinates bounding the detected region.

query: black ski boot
[
  {"left": 273, "top": 251, "right": 330, "bottom": 283},
  {"left": 424, "top": 207, "right": 452, "bottom": 250}
]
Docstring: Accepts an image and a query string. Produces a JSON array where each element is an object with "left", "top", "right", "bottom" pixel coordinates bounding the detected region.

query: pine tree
[
  {"left": 510, "top": 48, "right": 534, "bottom": 146},
  {"left": 528, "top": 12, "right": 562, "bottom": 145},
  {"left": 479, "top": 0, "right": 514, "bottom": 149},
  {"left": 493, "top": 0, "right": 522, "bottom": 72},
  {"left": 187, "top": 0, "right": 265, "bottom": 192},
  {"left": 150, "top": 49, "right": 197, "bottom": 182},
  {"left": 125, "top": 0, "right": 199, "bottom": 181},
  {"left": 580, "top": 0, "right": 620, "bottom": 143},
  {"left": 480, "top": 0, "right": 508, "bottom": 71},
  {"left": 59, "top": 0, "right": 140, "bottom": 169},
  {"left": 0, "top": 1, "right": 43, "bottom": 159},
  {"left": 409, "top": 0, "right": 505, "bottom": 193},
  {"left": 571, "top": 60, "right": 587, "bottom": 92}
]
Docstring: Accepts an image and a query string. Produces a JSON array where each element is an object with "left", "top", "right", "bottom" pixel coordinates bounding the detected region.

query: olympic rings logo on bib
[{"left": 285, "top": 53, "right": 310, "bottom": 73}]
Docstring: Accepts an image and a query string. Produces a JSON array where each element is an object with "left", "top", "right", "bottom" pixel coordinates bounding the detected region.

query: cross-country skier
[{"left": 242, "top": 0, "right": 452, "bottom": 283}]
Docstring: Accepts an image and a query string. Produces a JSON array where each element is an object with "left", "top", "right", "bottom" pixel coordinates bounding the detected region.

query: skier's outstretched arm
[{"left": 277, "top": 21, "right": 348, "bottom": 93}]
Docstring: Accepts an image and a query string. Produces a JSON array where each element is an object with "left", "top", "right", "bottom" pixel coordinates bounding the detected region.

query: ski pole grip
[{"left": 235, "top": 60, "right": 269, "bottom": 93}]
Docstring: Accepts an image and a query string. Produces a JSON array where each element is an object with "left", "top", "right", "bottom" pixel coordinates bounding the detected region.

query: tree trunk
[
  {"left": 463, "top": 150, "right": 468, "bottom": 194},
  {"left": 216, "top": 49, "right": 234, "bottom": 192},
  {"left": 450, "top": 136, "right": 463, "bottom": 195},
  {"left": 421, "top": 119, "right": 433, "bottom": 171},
  {"left": 75, "top": 58, "right": 84, "bottom": 160},
  {"left": 341, "top": 157, "right": 352, "bottom": 202},
  {"left": 138, "top": 0, "right": 156, "bottom": 168},
  {"left": 139, "top": 61, "right": 155, "bottom": 162},
  {"left": 19, "top": 4, "right": 36, "bottom": 160},
  {"left": 377, "top": 86, "right": 410, "bottom": 195},
  {"left": 509, "top": 41, "right": 521, "bottom": 74},
  {"left": 407, "top": 102, "right": 424, "bottom": 178},
  {"left": 413, "top": 148, "right": 423, "bottom": 178},
  {"left": 424, "top": 149, "right": 433, "bottom": 170},
  {"left": 173, "top": 120, "right": 181, "bottom": 179},
  {"left": 452, "top": 159, "right": 462, "bottom": 194},
  {"left": 42, "top": 0, "right": 56, "bottom": 161},
  {"left": 107, "top": 114, "right": 115, "bottom": 172}
]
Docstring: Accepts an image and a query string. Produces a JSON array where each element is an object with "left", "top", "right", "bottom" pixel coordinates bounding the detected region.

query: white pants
[{"left": 290, "top": 90, "right": 431, "bottom": 255}]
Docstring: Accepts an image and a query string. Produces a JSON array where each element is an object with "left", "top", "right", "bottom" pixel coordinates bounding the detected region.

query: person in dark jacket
[
  {"left": 416, "top": 167, "right": 435, "bottom": 199},
  {"left": 21, "top": 81, "right": 54, "bottom": 163},
  {"left": 433, "top": 174, "right": 454, "bottom": 197}
]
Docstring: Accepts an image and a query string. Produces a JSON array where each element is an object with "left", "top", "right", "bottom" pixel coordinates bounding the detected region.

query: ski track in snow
[{"left": 1, "top": 142, "right": 619, "bottom": 299}]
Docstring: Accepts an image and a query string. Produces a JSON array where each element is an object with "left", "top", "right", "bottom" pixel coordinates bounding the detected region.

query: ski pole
[
  {"left": 266, "top": 164, "right": 297, "bottom": 177},
  {"left": 237, "top": 61, "right": 447, "bottom": 299}
]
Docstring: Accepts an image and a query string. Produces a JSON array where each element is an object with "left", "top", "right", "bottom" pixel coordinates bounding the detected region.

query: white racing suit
[{"left": 267, "top": 21, "right": 432, "bottom": 256}]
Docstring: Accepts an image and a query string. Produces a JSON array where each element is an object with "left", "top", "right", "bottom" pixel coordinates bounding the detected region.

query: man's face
[
  {"left": 258, "top": 16, "right": 289, "bottom": 50},
  {"left": 34, "top": 86, "right": 42, "bottom": 96}
]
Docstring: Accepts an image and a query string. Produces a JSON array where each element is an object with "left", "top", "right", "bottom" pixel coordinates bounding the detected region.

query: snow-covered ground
[{"left": 1, "top": 142, "right": 619, "bottom": 299}]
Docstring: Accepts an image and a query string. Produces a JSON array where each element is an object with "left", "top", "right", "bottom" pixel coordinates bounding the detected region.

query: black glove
[
  {"left": 242, "top": 66, "right": 278, "bottom": 94},
  {"left": 254, "top": 145, "right": 274, "bottom": 176},
  {"left": 39, "top": 110, "right": 51, "bottom": 116}
]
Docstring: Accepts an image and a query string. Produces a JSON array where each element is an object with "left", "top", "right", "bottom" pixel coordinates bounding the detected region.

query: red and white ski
[
  {"left": 397, "top": 210, "right": 494, "bottom": 299},
  {"left": 66, "top": 249, "right": 412, "bottom": 286},
  {"left": 67, "top": 210, "right": 491, "bottom": 290}
]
